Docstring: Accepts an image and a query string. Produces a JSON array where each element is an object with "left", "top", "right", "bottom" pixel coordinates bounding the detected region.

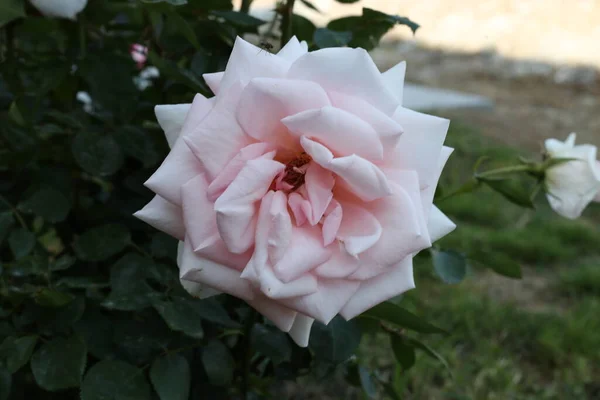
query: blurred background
[{"left": 238, "top": 1, "right": 600, "bottom": 398}]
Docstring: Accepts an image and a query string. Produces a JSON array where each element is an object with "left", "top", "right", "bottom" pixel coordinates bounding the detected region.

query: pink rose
[
  {"left": 135, "top": 37, "right": 455, "bottom": 346},
  {"left": 130, "top": 44, "right": 148, "bottom": 69}
]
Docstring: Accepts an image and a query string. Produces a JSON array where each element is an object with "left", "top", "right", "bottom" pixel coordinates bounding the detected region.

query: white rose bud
[
  {"left": 30, "top": 0, "right": 88, "bottom": 20},
  {"left": 544, "top": 133, "right": 600, "bottom": 219}
]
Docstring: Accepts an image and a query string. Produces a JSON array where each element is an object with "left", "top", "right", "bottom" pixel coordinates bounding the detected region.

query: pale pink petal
[
  {"left": 267, "top": 191, "right": 293, "bottom": 266},
  {"left": 340, "top": 257, "right": 414, "bottom": 320},
  {"left": 259, "top": 268, "right": 319, "bottom": 299},
  {"left": 418, "top": 146, "right": 454, "bottom": 215},
  {"left": 321, "top": 199, "right": 342, "bottom": 246},
  {"left": 155, "top": 103, "right": 191, "bottom": 148},
  {"left": 277, "top": 36, "right": 308, "bottom": 63},
  {"left": 207, "top": 143, "right": 276, "bottom": 202},
  {"left": 237, "top": 78, "right": 330, "bottom": 147},
  {"left": 300, "top": 137, "right": 392, "bottom": 202},
  {"left": 283, "top": 106, "right": 383, "bottom": 161},
  {"left": 203, "top": 72, "right": 224, "bottom": 94},
  {"left": 303, "top": 163, "right": 334, "bottom": 225},
  {"left": 329, "top": 91, "right": 403, "bottom": 149},
  {"left": 179, "top": 238, "right": 254, "bottom": 301},
  {"left": 179, "top": 94, "right": 215, "bottom": 136},
  {"left": 288, "top": 314, "right": 314, "bottom": 347},
  {"left": 314, "top": 243, "right": 361, "bottom": 279},
  {"left": 134, "top": 195, "right": 185, "bottom": 240},
  {"left": 381, "top": 61, "right": 406, "bottom": 105},
  {"left": 180, "top": 279, "right": 221, "bottom": 299},
  {"left": 280, "top": 279, "right": 361, "bottom": 324},
  {"left": 219, "top": 37, "right": 291, "bottom": 94},
  {"left": 390, "top": 107, "right": 450, "bottom": 189},
  {"left": 272, "top": 225, "right": 331, "bottom": 283},
  {"left": 145, "top": 137, "right": 203, "bottom": 205},
  {"left": 184, "top": 84, "right": 253, "bottom": 181},
  {"left": 214, "top": 158, "right": 285, "bottom": 254},
  {"left": 336, "top": 201, "right": 382, "bottom": 256},
  {"left": 288, "top": 192, "right": 308, "bottom": 226},
  {"left": 428, "top": 206, "right": 456, "bottom": 243},
  {"left": 247, "top": 295, "right": 297, "bottom": 332},
  {"left": 288, "top": 47, "right": 398, "bottom": 115}
]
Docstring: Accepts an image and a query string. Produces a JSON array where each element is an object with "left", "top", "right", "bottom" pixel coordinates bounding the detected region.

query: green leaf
[
  {"left": 362, "top": 8, "right": 419, "bottom": 34},
  {"left": 201, "top": 340, "right": 234, "bottom": 386},
  {"left": 153, "top": 299, "right": 204, "bottom": 339},
  {"left": 18, "top": 186, "right": 71, "bottom": 223},
  {"left": 313, "top": 28, "right": 352, "bottom": 48},
  {"left": 390, "top": 334, "right": 415, "bottom": 370},
  {"left": 72, "top": 133, "right": 124, "bottom": 177},
  {"left": 167, "top": 11, "right": 201, "bottom": 50},
  {"left": 74, "top": 308, "right": 114, "bottom": 360},
  {"left": 309, "top": 316, "right": 361, "bottom": 363},
  {"left": 358, "top": 366, "right": 377, "bottom": 398},
  {"left": 405, "top": 337, "right": 450, "bottom": 371},
  {"left": 211, "top": 11, "right": 266, "bottom": 28},
  {"left": 0, "top": 213, "right": 13, "bottom": 245},
  {"left": 33, "top": 288, "right": 74, "bottom": 308},
  {"left": 0, "top": 336, "right": 37, "bottom": 373},
  {"left": 0, "top": 366, "right": 10, "bottom": 400},
  {"left": 81, "top": 360, "right": 151, "bottom": 400},
  {"left": 114, "top": 126, "right": 160, "bottom": 168},
  {"left": 56, "top": 276, "right": 109, "bottom": 289},
  {"left": 73, "top": 224, "right": 130, "bottom": 261},
  {"left": 30, "top": 335, "right": 86, "bottom": 391},
  {"left": 8, "top": 228, "right": 35, "bottom": 260},
  {"left": 185, "top": 297, "right": 239, "bottom": 328},
  {"left": 477, "top": 176, "right": 535, "bottom": 208},
  {"left": 300, "top": 0, "right": 321, "bottom": 12},
  {"left": 50, "top": 254, "right": 77, "bottom": 272},
  {"left": 334, "top": 0, "right": 360, "bottom": 3},
  {"left": 142, "top": 0, "right": 187, "bottom": 5},
  {"left": 147, "top": 52, "right": 208, "bottom": 93},
  {"left": 0, "top": 0, "right": 24, "bottom": 29},
  {"left": 291, "top": 14, "right": 317, "bottom": 43},
  {"left": 151, "top": 233, "right": 177, "bottom": 259},
  {"left": 251, "top": 325, "right": 292, "bottom": 364},
  {"left": 431, "top": 249, "right": 467, "bottom": 284},
  {"left": 150, "top": 354, "right": 190, "bottom": 400},
  {"left": 361, "top": 302, "right": 446, "bottom": 334},
  {"left": 470, "top": 249, "right": 523, "bottom": 279}
]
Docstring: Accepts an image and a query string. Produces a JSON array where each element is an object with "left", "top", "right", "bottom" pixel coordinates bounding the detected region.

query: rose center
[{"left": 275, "top": 152, "right": 312, "bottom": 192}]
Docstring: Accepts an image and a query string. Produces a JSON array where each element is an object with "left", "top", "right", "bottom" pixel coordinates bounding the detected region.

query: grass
[{"left": 358, "top": 121, "right": 600, "bottom": 399}]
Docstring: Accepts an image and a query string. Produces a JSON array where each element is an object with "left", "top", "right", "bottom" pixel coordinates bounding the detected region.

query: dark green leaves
[
  {"left": 470, "top": 249, "right": 523, "bottom": 279},
  {"left": 211, "top": 11, "right": 266, "bottom": 29},
  {"left": 251, "top": 325, "right": 292, "bottom": 364},
  {"left": 0, "top": 367, "right": 9, "bottom": 400},
  {"left": 313, "top": 28, "right": 352, "bottom": 48},
  {"left": 0, "top": 212, "right": 14, "bottom": 245},
  {"left": 0, "top": 335, "right": 37, "bottom": 373},
  {"left": 201, "top": 340, "right": 234, "bottom": 386},
  {"left": 102, "top": 253, "right": 159, "bottom": 311},
  {"left": 477, "top": 176, "right": 535, "bottom": 208},
  {"left": 0, "top": 0, "right": 25, "bottom": 27},
  {"left": 390, "top": 334, "right": 415, "bottom": 370},
  {"left": 81, "top": 360, "right": 151, "bottom": 400},
  {"left": 431, "top": 249, "right": 468, "bottom": 284},
  {"left": 72, "top": 133, "right": 124, "bottom": 177},
  {"left": 8, "top": 228, "right": 35, "bottom": 259},
  {"left": 30, "top": 335, "right": 87, "bottom": 391},
  {"left": 361, "top": 302, "right": 446, "bottom": 334},
  {"left": 19, "top": 186, "right": 71, "bottom": 222},
  {"left": 33, "top": 288, "right": 74, "bottom": 308},
  {"left": 154, "top": 299, "right": 205, "bottom": 339},
  {"left": 73, "top": 224, "right": 130, "bottom": 261},
  {"left": 362, "top": 8, "right": 419, "bottom": 34},
  {"left": 309, "top": 316, "right": 361, "bottom": 363},
  {"left": 114, "top": 126, "right": 160, "bottom": 168},
  {"left": 150, "top": 354, "right": 191, "bottom": 400}
]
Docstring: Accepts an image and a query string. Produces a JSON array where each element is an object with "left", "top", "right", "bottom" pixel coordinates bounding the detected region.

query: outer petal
[
  {"left": 203, "top": 72, "right": 224, "bottom": 95},
  {"left": 391, "top": 107, "right": 450, "bottom": 189},
  {"left": 381, "top": 61, "right": 406, "bottom": 105},
  {"left": 340, "top": 258, "right": 414, "bottom": 320},
  {"left": 277, "top": 36, "right": 309, "bottom": 63},
  {"left": 155, "top": 103, "right": 191, "bottom": 148},
  {"left": 419, "top": 146, "right": 454, "bottom": 215},
  {"left": 30, "top": 0, "right": 87, "bottom": 19},
  {"left": 177, "top": 241, "right": 222, "bottom": 299},
  {"left": 214, "top": 158, "right": 285, "bottom": 254},
  {"left": 288, "top": 314, "right": 314, "bottom": 347},
  {"left": 288, "top": 47, "right": 398, "bottom": 115},
  {"left": 301, "top": 137, "right": 392, "bottom": 202},
  {"left": 247, "top": 296, "right": 297, "bottom": 332},
  {"left": 219, "top": 37, "right": 291, "bottom": 94},
  {"left": 237, "top": 78, "right": 330, "bottom": 147},
  {"left": 134, "top": 195, "right": 185, "bottom": 240},
  {"left": 179, "top": 238, "right": 254, "bottom": 301},
  {"left": 283, "top": 106, "right": 384, "bottom": 161},
  {"left": 428, "top": 206, "right": 456, "bottom": 242}
]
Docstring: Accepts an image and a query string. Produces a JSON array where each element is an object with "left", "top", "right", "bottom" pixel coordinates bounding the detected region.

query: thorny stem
[
  {"left": 280, "top": 0, "right": 296, "bottom": 48},
  {"left": 240, "top": 309, "right": 258, "bottom": 400}
]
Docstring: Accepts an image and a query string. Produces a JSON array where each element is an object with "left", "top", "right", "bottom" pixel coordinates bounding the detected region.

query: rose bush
[
  {"left": 135, "top": 36, "right": 456, "bottom": 345},
  {"left": 544, "top": 133, "right": 600, "bottom": 219}
]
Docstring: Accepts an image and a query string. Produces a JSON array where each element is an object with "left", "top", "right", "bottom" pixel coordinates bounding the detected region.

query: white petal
[
  {"left": 155, "top": 103, "right": 191, "bottom": 148},
  {"left": 277, "top": 36, "right": 309, "bottom": 63},
  {"left": 428, "top": 206, "right": 456, "bottom": 242},
  {"left": 288, "top": 314, "right": 314, "bottom": 347},
  {"left": 381, "top": 61, "right": 406, "bottom": 105},
  {"left": 247, "top": 296, "right": 297, "bottom": 332},
  {"left": 134, "top": 195, "right": 185, "bottom": 240},
  {"left": 203, "top": 72, "right": 224, "bottom": 95}
]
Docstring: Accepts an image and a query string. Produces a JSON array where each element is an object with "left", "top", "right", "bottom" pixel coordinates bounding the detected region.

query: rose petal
[
  {"left": 214, "top": 158, "right": 285, "bottom": 254},
  {"left": 336, "top": 201, "right": 382, "bottom": 256},
  {"left": 288, "top": 314, "right": 314, "bottom": 347},
  {"left": 267, "top": 191, "right": 293, "bottom": 266},
  {"left": 179, "top": 238, "right": 254, "bottom": 301},
  {"left": 301, "top": 137, "right": 392, "bottom": 202},
  {"left": 134, "top": 195, "right": 185, "bottom": 241},
  {"left": 283, "top": 106, "right": 384, "bottom": 161},
  {"left": 313, "top": 243, "right": 361, "bottom": 279},
  {"left": 390, "top": 107, "right": 450, "bottom": 189},
  {"left": 180, "top": 279, "right": 222, "bottom": 299},
  {"left": 155, "top": 103, "right": 191, "bottom": 148},
  {"left": 381, "top": 61, "right": 406, "bottom": 105},
  {"left": 247, "top": 295, "right": 297, "bottom": 332},
  {"left": 288, "top": 47, "right": 398, "bottom": 115},
  {"left": 203, "top": 72, "right": 224, "bottom": 94},
  {"left": 277, "top": 36, "right": 309, "bottom": 63},
  {"left": 321, "top": 199, "right": 342, "bottom": 246},
  {"left": 340, "top": 257, "right": 414, "bottom": 320},
  {"left": 428, "top": 206, "right": 456, "bottom": 242},
  {"left": 219, "top": 37, "right": 291, "bottom": 94},
  {"left": 418, "top": 146, "right": 454, "bottom": 215}
]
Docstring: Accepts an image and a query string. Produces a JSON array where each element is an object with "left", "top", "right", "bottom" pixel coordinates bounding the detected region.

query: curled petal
[
  {"left": 283, "top": 106, "right": 383, "bottom": 161},
  {"left": 247, "top": 295, "right": 297, "bottom": 332},
  {"left": 155, "top": 103, "right": 191, "bottom": 148},
  {"left": 288, "top": 47, "right": 398, "bottom": 115},
  {"left": 180, "top": 279, "right": 221, "bottom": 299},
  {"left": 321, "top": 199, "right": 342, "bottom": 246},
  {"left": 134, "top": 195, "right": 185, "bottom": 241},
  {"left": 340, "top": 257, "right": 414, "bottom": 320},
  {"left": 288, "top": 314, "right": 314, "bottom": 347},
  {"left": 336, "top": 201, "right": 382, "bottom": 257},
  {"left": 418, "top": 146, "right": 454, "bottom": 215}
]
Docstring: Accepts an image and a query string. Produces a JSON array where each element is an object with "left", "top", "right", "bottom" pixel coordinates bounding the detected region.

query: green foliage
[{"left": 431, "top": 249, "right": 468, "bottom": 284}]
